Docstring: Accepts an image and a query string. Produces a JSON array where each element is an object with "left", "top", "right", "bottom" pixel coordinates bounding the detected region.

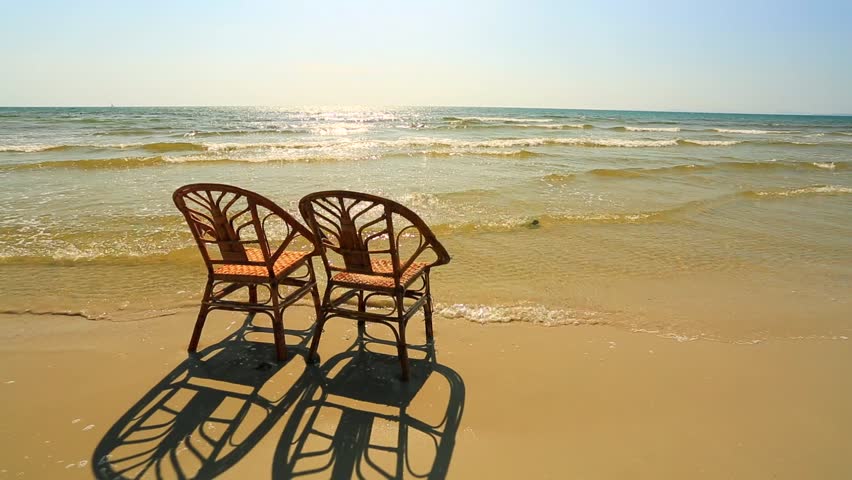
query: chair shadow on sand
[
  {"left": 91, "top": 314, "right": 315, "bottom": 479},
  {"left": 92, "top": 315, "right": 465, "bottom": 480},
  {"left": 273, "top": 334, "right": 465, "bottom": 479}
]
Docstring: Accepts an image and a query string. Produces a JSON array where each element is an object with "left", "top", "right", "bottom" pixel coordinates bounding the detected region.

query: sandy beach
[{"left": 3, "top": 306, "right": 851, "bottom": 479}]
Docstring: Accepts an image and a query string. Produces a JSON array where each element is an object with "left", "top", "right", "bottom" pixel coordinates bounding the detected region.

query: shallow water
[{"left": 1, "top": 106, "right": 850, "bottom": 341}]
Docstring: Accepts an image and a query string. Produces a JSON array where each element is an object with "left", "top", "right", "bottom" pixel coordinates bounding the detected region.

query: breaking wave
[
  {"left": 679, "top": 139, "right": 741, "bottom": 146},
  {"left": 0, "top": 145, "right": 75, "bottom": 153},
  {"left": 435, "top": 302, "right": 605, "bottom": 326},
  {"left": 581, "top": 160, "right": 849, "bottom": 179},
  {"left": 429, "top": 210, "right": 678, "bottom": 235},
  {"left": 612, "top": 126, "right": 681, "bottom": 132},
  {"left": 743, "top": 185, "right": 852, "bottom": 198},
  {"left": 713, "top": 128, "right": 799, "bottom": 134},
  {"left": 542, "top": 173, "right": 577, "bottom": 184},
  {"left": 443, "top": 116, "right": 554, "bottom": 124},
  {"left": 5, "top": 134, "right": 849, "bottom": 157},
  {"left": 405, "top": 149, "right": 542, "bottom": 158},
  {"left": 3, "top": 156, "right": 171, "bottom": 171}
]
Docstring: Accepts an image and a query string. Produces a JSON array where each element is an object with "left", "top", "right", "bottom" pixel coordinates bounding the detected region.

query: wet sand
[{"left": 1, "top": 307, "right": 851, "bottom": 479}]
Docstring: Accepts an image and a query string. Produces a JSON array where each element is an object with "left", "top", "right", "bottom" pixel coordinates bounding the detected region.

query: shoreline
[{"left": 2, "top": 307, "right": 852, "bottom": 478}]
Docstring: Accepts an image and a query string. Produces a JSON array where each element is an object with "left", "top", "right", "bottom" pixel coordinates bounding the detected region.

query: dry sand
[{"left": 2, "top": 307, "right": 852, "bottom": 479}]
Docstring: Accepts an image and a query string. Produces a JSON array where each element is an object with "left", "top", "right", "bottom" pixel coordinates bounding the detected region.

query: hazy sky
[{"left": 2, "top": 0, "right": 851, "bottom": 113}]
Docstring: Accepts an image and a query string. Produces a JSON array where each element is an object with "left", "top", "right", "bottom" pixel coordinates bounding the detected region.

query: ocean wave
[
  {"left": 310, "top": 127, "right": 370, "bottom": 136},
  {"left": 713, "top": 128, "right": 799, "bottom": 134},
  {"left": 3, "top": 156, "right": 170, "bottom": 171},
  {"left": 406, "top": 149, "right": 542, "bottom": 158},
  {"left": 743, "top": 185, "right": 852, "bottom": 198},
  {"left": 588, "top": 168, "right": 645, "bottom": 178},
  {"left": 0, "top": 308, "right": 108, "bottom": 321},
  {"left": 581, "top": 160, "right": 849, "bottom": 179},
  {"left": 0, "top": 145, "right": 73, "bottom": 153},
  {"left": 162, "top": 153, "right": 348, "bottom": 164},
  {"left": 0, "top": 149, "right": 540, "bottom": 171},
  {"left": 94, "top": 128, "right": 165, "bottom": 136},
  {"left": 443, "top": 116, "right": 553, "bottom": 124},
  {"left": 6, "top": 144, "right": 847, "bottom": 173},
  {"left": 7, "top": 135, "right": 847, "bottom": 158},
  {"left": 389, "top": 137, "right": 738, "bottom": 149},
  {"left": 679, "top": 139, "right": 741, "bottom": 146},
  {"left": 612, "top": 126, "right": 681, "bottom": 132},
  {"left": 442, "top": 122, "right": 593, "bottom": 130},
  {"left": 540, "top": 123, "right": 592, "bottom": 129},
  {"left": 813, "top": 162, "right": 836, "bottom": 170},
  {"left": 1, "top": 141, "right": 202, "bottom": 154},
  {"left": 180, "top": 128, "right": 306, "bottom": 137},
  {"left": 541, "top": 173, "right": 577, "bottom": 184},
  {"left": 463, "top": 138, "right": 681, "bottom": 148},
  {"left": 717, "top": 160, "right": 850, "bottom": 172},
  {"left": 435, "top": 302, "right": 604, "bottom": 326},
  {"left": 429, "top": 210, "right": 670, "bottom": 235},
  {"left": 141, "top": 142, "right": 206, "bottom": 153}
]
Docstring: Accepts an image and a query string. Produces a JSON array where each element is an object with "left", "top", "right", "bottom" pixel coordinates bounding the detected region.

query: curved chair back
[
  {"left": 299, "top": 191, "right": 450, "bottom": 284},
  {"left": 174, "top": 183, "right": 314, "bottom": 276}
]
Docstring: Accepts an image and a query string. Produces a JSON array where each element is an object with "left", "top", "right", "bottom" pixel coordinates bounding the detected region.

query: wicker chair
[
  {"left": 299, "top": 191, "right": 451, "bottom": 380},
  {"left": 173, "top": 183, "right": 320, "bottom": 361}
]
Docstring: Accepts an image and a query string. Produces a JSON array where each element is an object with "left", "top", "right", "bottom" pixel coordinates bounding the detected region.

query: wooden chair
[
  {"left": 173, "top": 183, "right": 320, "bottom": 361},
  {"left": 299, "top": 191, "right": 451, "bottom": 380}
]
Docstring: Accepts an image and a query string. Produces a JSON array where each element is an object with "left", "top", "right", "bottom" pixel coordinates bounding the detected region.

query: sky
[{"left": 1, "top": 0, "right": 851, "bottom": 114}]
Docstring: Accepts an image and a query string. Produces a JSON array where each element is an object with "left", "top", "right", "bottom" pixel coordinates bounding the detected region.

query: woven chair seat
[
  {"left": 332, "top": 259, "right": 427, "bottom": 289},
  {"left": 214, "top": 248, "right": 309, "bottom": 279}
]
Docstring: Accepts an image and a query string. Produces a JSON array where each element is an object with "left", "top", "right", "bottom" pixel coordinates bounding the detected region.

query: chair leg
[
  {"left": 423, "top": 271, "right": 435, "bottom": 341},
  {"left": 188, "top": 280, "right": 213, "bottom": 353},
  {"left": 188, "top": 306, "right": 209, "bottom": 353},
  {"left": 270, "top": 282, "right": 287, "bottom": 362},
  {"left": 308, "top": 318, "right": 326, "bottom": 364},
  {"left": 310, "top": 284, "right": 322, "bottom": 323},
  {"left": 307, "top": 265, "right": 326, "bottom": 363},
  {"left": 357, "top": 290, "right": 366, "bottom": 337},
  {"left": 424, "top": 298, "right": 434, "bottom": 342},
  {"left": 397, "top": 322, "right": 410, "bottom": 381},
  {"left": 272, "top": 309, "right": 287, "bottom": 362}
]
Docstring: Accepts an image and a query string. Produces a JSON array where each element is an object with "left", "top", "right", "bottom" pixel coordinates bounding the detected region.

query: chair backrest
[
  {"left": 173, "top": 183, "right": 313, "bottom": 275},
  {"left": 298, "top": 191, "right": 450, "bottom": 284}
]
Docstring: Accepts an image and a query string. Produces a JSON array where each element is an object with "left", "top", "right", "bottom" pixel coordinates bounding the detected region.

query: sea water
[{"left": 1, "top": 106, "right": 850, "bottom": 342}]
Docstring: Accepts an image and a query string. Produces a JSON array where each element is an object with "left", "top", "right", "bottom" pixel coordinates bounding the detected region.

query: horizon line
[{"left": 0, "top": 104, "right": 850, "bottom": 117}]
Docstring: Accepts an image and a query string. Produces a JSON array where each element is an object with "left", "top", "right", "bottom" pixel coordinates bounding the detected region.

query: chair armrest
[
  {"left": 254, "top": 202, "right": 318, "bottom": 267},
  {"left": 397, "top": 224, "right": 451, "bottom": 273}
]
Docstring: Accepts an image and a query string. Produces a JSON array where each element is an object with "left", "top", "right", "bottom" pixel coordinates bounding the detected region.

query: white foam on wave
[
  {"left": 541, "top": 123, "right": 590, "bottom": 129},
  {"left": 812, "top": 162, "right": 836, "bottom": 170},
  {"left": 0, "top": 145, "right": 60, "bottom": 153},
  {"left": 309, "top": 123, "right": 371, "bottom": 136},
  {"left": 681, "top": 139, "right": 741, "bottom": 146},
  {"left": 201, "top": 141, "right": 304, "bottom": 152},
  {"left": 449, "top": 116, "right": 553, "bottom": 123},
  {"left": 435, "top": 302, "right": 604, "bottom": 326},
  {"left": 753, "top": 185, "right": 852, "bottom": 197},
  {"left": 630, "top": 328, "right": 699, "bottom": 342},
  {"left": 624, "top": 126, "right": 681, "bottom": 132},
  {"left": 714, "top": 128, "right": 798, "bottom": 134},
  {"left": 6, "top": 136, "right": 741, "bottom": 159},
  {"left": 461, "top": 138, "right": 679, "bottom": 148}
]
